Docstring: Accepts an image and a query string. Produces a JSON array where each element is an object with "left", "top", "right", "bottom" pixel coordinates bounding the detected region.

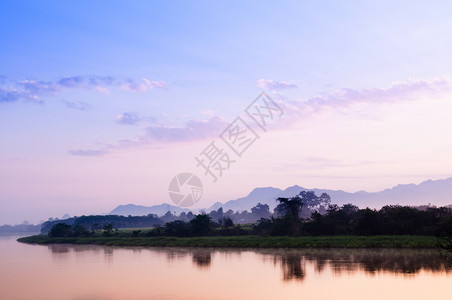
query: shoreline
[{"left": 17, "top": 235, "right": 439, "bottom": 248}]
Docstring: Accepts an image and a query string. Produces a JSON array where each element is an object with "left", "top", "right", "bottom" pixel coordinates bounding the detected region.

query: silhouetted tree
[
  {"left": 190, "top": 214, "right": 213, "bottom": 236},
  {"left": 221, "top": 217, "right": 234, "bottom": 228},
  {"left": 251, "top": 203, "right": 271, "bottom": 219},
  {"left": 164, "top": 220, "right": 191, "bottom": 237},
  {"left": 71, "top": 224, "right": 91, "bottom": 237},
  {"left": 103, "top": 223, "right": 113, "bottom": 236},
  {"left": 49, "top": 223, "right": 72, "bottom": 237},
  {"left": 275, "top": 197, "right": 303, "bottom": 219},
  {"left": 209, "top": 207, "right": 224, "bottom": 222}
]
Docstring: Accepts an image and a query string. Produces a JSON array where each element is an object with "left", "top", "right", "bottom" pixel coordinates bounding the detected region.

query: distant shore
[{"left": 18, "top": 235, "right": 439, "bottom": 248}]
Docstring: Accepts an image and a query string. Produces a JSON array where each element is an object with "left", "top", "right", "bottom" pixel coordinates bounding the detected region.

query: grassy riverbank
[{"left": 18, "top": 234, "right": 439, "bottom": 248}]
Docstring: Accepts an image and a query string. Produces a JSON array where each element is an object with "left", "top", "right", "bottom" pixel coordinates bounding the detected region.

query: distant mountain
[
  {"left": 206, "top": 177, "right": 452, "bottom": 213},
  {"left": 109, "top": 178, "right": 452, "bottom": 216},
  {"left": 109, "top": 203, "right": 190, "bottom": 217},
  {"left": 208, "top": 187, "right": 282, "bottom": 212}
]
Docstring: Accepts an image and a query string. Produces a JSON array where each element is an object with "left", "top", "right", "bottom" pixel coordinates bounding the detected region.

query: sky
[{"left": 1, "top": 1, "right": 452, "bottom": 224}]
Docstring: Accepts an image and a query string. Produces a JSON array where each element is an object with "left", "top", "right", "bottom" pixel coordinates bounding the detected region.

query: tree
[
  {"left": 103, "top": 223, "right": 113, "bottom": 236},
  {"left": 298, "top": 191, "right": 331, "bottom": 218},
  {"left": 190, "top": 214, "right": 213, "bottom": 236},
  {"left": 209, "top": 207, "right": 224, "bottom": 222},
  {"left": 221, "top": 217, "right": 234, "bottom": 228},
  {"left": 72, "top": 224, "right": 90, "bottom": 237},
  {"left": 251, "top": 203, "right": 271, "bottom": 219},
  {"left": 164, "top": 220, "right": 191, "bottom": 237},
  {"left": 275, "top": 197, "right": 303, "bottom": 219},
  {"left": 49, "top": 223, "right": 72, "bottom": 237}
]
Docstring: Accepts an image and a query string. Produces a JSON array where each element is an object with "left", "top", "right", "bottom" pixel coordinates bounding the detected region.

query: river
[{"left": 0, "top": 234, "right": 450, "bottom": 299}]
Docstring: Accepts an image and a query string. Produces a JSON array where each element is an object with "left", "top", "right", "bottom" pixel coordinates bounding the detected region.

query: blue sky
[{"left": 1, "top": 0, "right": 452, "bottom": 224}]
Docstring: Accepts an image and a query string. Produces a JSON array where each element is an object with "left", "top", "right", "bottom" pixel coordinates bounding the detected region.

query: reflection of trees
[
  {"left": 48, "top": 244, "right": 103, "bottom": 254},
  {"left": 192, "top": 251, "right": 212, "bottom": 268},
  {"left": 265, "top": 250, "right": 306, "bottom": 281},
  {"left": 320, "top": 249, "right": 449, "bottom": 274},
  {"left": 438, "top": 226, "right": 452, "bottom": 267},
  {"left": 47, "top": 244, "right": 71, "bottom": 253},
  {"left": 259, "top": 248, "right": 449, "bottom": 282},
  {"left": 45, "top": 245, "right": 449, "bottom": 281},
  {"left": 279, "top": 255, "right": 305, "bottom": 281}
]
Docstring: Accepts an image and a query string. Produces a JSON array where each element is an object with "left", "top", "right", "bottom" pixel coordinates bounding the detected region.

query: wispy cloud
[
  {"left": 57, "top": 76, "right": 85, "bottom": 88},
  {"left": 74, "top": 116, "right": 229, "bottom": 154},
  {"left": 0, "top": 88, "right": 23, "bottom": 103},
  {"left": 257, "top": 79, "right": 298, "bottom": 90},
  {"left": 275, "top": 157, "right": 385, "bottom": 171},
  {"left": 64, "top": 100, "right": 90, "bottom": 111},
  {"left": 68, "top": 149, "right": 109, "bottom": 156},
  {"left": 116, "top": 112, "right": 142, "bottom": 125},
  {"left": 0, "top": 75, "right": 166, "bottom": 104},
  {"left": 68, "top": 78, "right": 452, "bottom": 156},
  {"left": 121, "top": 78, "right": 166, "bottom": 92},
  {"left": 22, "top": 80, "right": 58, "bottom": 95},
  {"left": 279, "top": 78, "right": 452, "bottom": 126},
  {"left": 144, "top": 116, "right": 227, "bottom": 143}
]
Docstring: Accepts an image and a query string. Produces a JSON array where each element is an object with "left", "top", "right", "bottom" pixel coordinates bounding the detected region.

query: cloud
[
  {"left": 21, "top": 80, "right": 58, "bottom": 95},
  {"left": 64, "top": 100, "right": 90, "bottom": 111},
  {"left": 0, "top": 75, "right": 166, "bottom": 104},
  {"left": 116, "top": 112, "right": 142, "bottom": 125},
  {"left": 143, "top": 78, "right": 166, "bottom": 88},
  {"left": 257, "top": 79, "right": 298, "bottom": 90},
  {"left": 0, "top": 88, "right": 22, "bottom": 103},
  {"left": 278, "top": 78, "right": 452, "bottom": 126},
  {"left": 68, "top": 149, "right": 109, "bottom": 156},
  {"left": 68, "top": 78, "right": 452, "bottom": 156},
  {"left": 121, "top": 78, "right": 166, "bottom": 92},
  {"left": 87, "top": 76, "right": 116, "bottom": 86},
  {"left": 144, "top": 116, "right": 228, "bottom": 142},
  {"left": 95, "top": 86, "right": 110, "bottom": 94},
  {"left": 70, "top": 116, "right": 228, "bottom": 156},
  {"left": 57, "top": 76, "right": 85, "bottom": 88},
  {"left": 275, "top": 157, "right": 383, "bottom": 171}
]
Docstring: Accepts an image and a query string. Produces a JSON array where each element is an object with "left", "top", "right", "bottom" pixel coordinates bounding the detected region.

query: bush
[{"left": 49, "top": 223, "right": 72, "bottom": 237}]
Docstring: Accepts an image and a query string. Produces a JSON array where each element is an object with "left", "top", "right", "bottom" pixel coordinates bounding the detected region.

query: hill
[
  {"left": 109, "top": 203, "right": 190, "bottom": 216},
  {"left": 108, "top": 177, "right": 452, "bottom": 216},
  {"left": 207, "top": 178, "right": 452, "bottom": 212}
]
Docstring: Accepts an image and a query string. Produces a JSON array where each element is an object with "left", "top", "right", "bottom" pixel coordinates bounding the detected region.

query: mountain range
[{"left": 109, "top": 177, "right": 452, "bottom": 216}]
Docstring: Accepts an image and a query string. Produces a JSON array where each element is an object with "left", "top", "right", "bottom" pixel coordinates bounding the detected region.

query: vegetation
[
  {"left": 22, "top": 190, "right": 451, "bottom": 250},
  {"left": 18, "top": 235, "right": 438, "bottom": 248},
  {"left": 41, "top": 214, "right": 163, "bottom": 233}
]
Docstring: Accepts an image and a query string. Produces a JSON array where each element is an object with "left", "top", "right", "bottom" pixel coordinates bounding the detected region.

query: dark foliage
[
  {"left": 49, "top": 223, "right": 73, "bottom": 237},
  {"left": 190, "top": 214, "right": 213, "bottom": 236},
  {"left": 44, "top": 191, "right": 452, "bottom": 241},
  {"left": 41, "top": 214, "right": 164, "bottom": 233},
  {"left": 48, "top": 223, "right": 93, "bottom": 237}
]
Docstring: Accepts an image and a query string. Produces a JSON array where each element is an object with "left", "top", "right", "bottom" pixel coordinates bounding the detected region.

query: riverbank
[{"left": 18, "top": 235, "right": 439, "bottom": 248}]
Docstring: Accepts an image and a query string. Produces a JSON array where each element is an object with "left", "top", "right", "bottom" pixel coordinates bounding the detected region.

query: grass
[{"left": 17, "top": 234, "right": 439, "bottom": 248}]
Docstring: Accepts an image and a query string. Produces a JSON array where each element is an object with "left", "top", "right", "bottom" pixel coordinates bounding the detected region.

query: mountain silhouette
[{"left": 110, "top": 177, "right": 452, "bottom": 216}]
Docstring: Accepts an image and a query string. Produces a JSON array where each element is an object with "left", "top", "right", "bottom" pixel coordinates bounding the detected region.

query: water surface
[{"left": 0, "top": 235, "right": 450, "bottom": 299}]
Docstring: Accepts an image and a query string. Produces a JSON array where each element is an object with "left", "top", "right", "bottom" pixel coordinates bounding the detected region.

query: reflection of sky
[
  {"left": 1, "top": 238, "right": 451, "bottom": 299},
  {"left": 2, "top": 1, "right": 452, "bottom": 223}
]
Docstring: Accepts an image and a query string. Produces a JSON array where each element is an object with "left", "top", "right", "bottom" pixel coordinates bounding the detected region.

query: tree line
[{"left": 47, "top": 191, "right": 452, "bottom": 240}]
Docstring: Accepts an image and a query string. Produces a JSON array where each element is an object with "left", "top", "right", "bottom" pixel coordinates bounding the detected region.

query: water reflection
[
  {"left": 279, "top": 254, "right": 305, "bottom": 281},
  {"left": 192, "top": 251, "right": 212, "bottom": 268},
  {"left": 45, "top": 245, "right": 449, "bottom": 282},
  {"left": 260, "top": 248, "right": 450, "bottom": 281}
]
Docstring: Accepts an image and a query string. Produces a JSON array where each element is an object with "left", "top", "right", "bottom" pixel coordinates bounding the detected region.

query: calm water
[{"left": 0, "top": 235, "right": 450, "bottom": 300}]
